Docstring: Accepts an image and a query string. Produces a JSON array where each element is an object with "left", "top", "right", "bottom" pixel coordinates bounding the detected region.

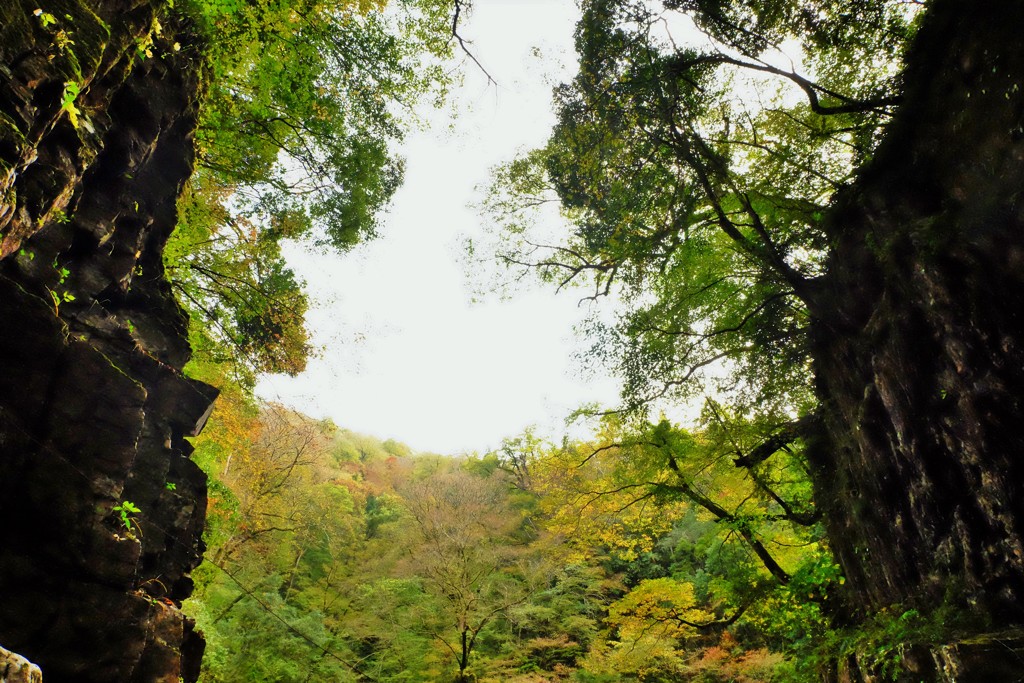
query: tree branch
[{"left": 451, "top": 0, "right": 496, "bottom": 86}]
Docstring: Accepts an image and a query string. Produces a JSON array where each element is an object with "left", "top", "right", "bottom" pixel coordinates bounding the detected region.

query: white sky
[{"left": 256, "top": 0, "right": 623, "bottom": 455}]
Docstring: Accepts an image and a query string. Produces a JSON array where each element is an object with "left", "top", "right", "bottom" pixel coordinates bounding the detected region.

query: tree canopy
[
  {"left": 482, "top": 0, "right": 919, "bottom": 419},
  {"left": 166, "top": 0, "right": 454, "bottom": 380}
]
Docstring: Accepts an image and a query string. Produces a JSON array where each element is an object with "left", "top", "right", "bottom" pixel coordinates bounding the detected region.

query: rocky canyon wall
[
  {"left": 0, "top": 0, "right": 214, "bottom": 680},
  {"left": 808, "top": 0, "right": 1024, "bottom": 678}
]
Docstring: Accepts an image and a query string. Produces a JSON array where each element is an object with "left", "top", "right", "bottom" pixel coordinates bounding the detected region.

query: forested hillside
[{"left": 184, "top": 404, "right": 838, "bottom": 682}]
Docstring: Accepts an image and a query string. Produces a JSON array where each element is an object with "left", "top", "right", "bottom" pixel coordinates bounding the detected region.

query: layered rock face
[
  {"left": 808, "top": 0, "right": 1024, "bottom": 666},
  {"left": 0, "top": 0, "right": 214, "bottom": 680}
]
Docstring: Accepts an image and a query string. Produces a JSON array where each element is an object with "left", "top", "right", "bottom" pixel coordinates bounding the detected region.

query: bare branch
[{"left": 451, "top": 0, "right": 496, "bottom": 86}]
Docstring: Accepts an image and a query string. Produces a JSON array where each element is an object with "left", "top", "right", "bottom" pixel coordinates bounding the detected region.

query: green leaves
[
  {"left": 167, "top": 190, "right": 311, "bottom": 382},
  {"left": 188, "top": 0, "right": 450, "bottom": 251},
  {"left": 481, "top": 0, "right": 918, "bottom": 425},
  {"left": 33, "top": 8, "right": 57, "bottom": 27},
  {"left": 167, "top": 0, "right": 453, "bottom": 381},
  {"left": 59, "top": 81, "right": 81, "bottom": 128},
  {"left": 113, "top": 500, "right": 141, "bottom": 532}
]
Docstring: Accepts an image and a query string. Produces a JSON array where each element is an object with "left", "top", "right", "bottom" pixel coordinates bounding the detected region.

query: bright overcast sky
[{"left": 256, "top": 0, "right": 622, "bottom": 455}]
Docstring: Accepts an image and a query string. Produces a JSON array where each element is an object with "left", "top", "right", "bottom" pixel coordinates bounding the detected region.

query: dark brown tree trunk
[
  {"left": 809, "top": 0, "right": 1024, "bottom": 628},
  {"left": 458, "top": 628, "right": 470, "bottom": 681}
]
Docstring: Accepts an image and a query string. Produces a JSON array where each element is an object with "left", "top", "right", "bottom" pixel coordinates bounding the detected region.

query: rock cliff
[
  {"left": 0, "top": 0, "right": 214, "bottom": 680},
  {"left": 811, "top": 0, "right": 1024, "bottom": 622},
  {"left": 807, "top": 0, "right": 1024, "bottom": 678}
]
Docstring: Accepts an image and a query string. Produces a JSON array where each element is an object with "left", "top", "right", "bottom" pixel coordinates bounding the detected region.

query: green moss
[
  {"left": 38, "top": 0, "right": 111, "bottom": 81},
  {"left": 790, "top": 588, "right": 983, "bottom": 682},
  {"left": 0, "top": 1, "right": 35, "bottom": 63},
  {"left": 0, "top": 111, "right": 27, "bottom": 151}
]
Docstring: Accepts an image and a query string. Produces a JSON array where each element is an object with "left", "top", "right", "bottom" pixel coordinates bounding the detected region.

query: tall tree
[
  {"left": 400, "top": 468, "right": 535, "bottom": 681},
  {"left": 484, "top": 0, "right": 1024, "bottom": 663}
]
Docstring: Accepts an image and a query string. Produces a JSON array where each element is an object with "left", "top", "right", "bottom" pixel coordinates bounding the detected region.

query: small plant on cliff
[
  {"left": 46, "top": 261, "right": 75, "bottom": 314},
  {"left": 113, "top": 500, "right": 141, "bottom": 535},
  {"left": 59, "top": 81, "right": 81, "bottom": 128},
  {"left": 47, "top": 287, "right": 75, "bottom": 314},
  {"left": 134, "top": 18, "right": 162, "bottom": 60},
  {"left": 32, "top": 8, "right": 56, "bottom": 28}
]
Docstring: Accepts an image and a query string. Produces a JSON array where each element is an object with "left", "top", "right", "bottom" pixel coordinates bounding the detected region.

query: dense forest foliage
[
  {"left": 480, "top": 0, "right": 919, "bottom": 423},
  {"left": 185, "top": 403, "right": 856, "bottom": 682},
  {"left": 168, "top": 0, "right": 1024, "bottom": 680},
  {"left": 164, "top": 0, "right": 454, "bottom": 383}
]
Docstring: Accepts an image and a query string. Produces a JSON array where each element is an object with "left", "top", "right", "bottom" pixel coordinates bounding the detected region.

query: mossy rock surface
[
  {"left": 0, "top": 1, "right": 35, "bottom": 63},
  {"left": 27, "top": 0, "right": 111, "bottom": 81},
  {"left": 0, "top": 111, "right": 28, "bottom": 160}
]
